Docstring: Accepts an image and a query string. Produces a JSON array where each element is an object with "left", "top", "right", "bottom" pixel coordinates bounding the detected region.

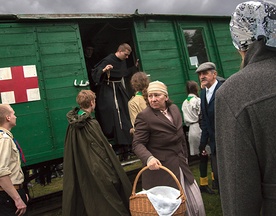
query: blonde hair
[
  {"left": 76, "top": 90, "right": 96, "bottom": 109},
  {"left": 117, "top": 43, "right": 132, "bottom": 52}
]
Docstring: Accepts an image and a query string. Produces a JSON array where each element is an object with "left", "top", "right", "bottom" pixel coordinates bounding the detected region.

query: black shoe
[
  {"left": 212, "top": 181, "right": 219, "bottom": 190},
  {"left": 200, "top": 185, "right": 215, "bottom": 194}
]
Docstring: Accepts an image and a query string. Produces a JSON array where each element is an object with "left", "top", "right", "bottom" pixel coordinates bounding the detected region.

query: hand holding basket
[{"left": 129, "top": 165, "right": 186, "bottom": 216}]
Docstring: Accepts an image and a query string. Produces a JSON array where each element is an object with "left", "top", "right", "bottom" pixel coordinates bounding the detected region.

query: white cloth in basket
[{"left": 137, "top": 186, "right": 182, "bottom": 216}]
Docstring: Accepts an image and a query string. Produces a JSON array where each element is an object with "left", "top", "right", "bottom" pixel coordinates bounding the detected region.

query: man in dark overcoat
[{"left": 196, "top": 62, "right": 223, "bottom": 192}]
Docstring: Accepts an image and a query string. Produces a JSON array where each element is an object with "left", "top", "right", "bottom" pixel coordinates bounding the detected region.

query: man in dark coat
[
  {"left": 196, "top": 62, "right": 223, "bottom": 192},
  {"left": 92, "top": 43, "right": 138, "bottom": 158},
  {"left": 216, "top": 1, "right": 276, "bottom": 215},
  {"left": 62, "top": 90, "right": 132, "bottom": 216}
]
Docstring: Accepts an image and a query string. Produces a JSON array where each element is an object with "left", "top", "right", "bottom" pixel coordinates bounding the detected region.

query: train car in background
[{"left": 0, "top": 13, "right": 241, "bottom": 181}]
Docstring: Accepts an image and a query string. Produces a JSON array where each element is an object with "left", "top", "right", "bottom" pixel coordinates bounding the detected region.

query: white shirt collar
[
  {"left": 206, "top": 80, "right": 218, "bottom": 94},
  {"left": 206, "top": 80, "right": 218, "bottom": 103}
]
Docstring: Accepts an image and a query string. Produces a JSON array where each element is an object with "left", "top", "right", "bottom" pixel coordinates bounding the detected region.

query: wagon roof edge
[{"left": 0, "top": 13, "right": 230, "bottom": 21}]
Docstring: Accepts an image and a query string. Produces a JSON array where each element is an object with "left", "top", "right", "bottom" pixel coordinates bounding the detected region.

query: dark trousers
[
  {"left": 199, "top": 153, "right": 219, "bottom": 187},
  {"left": 199, "top": 154, "right": 208, "bottom": 178},
  {"left": 211, "top": 154, "right": 219, "bottom": 190},
  {"left": 0, "top": 189, "right": 27, "bottom": 216}
]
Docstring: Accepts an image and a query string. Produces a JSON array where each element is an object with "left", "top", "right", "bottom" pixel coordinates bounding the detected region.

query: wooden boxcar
[{"left": 0, "top": 13, "right": 241, "bottom": 171}]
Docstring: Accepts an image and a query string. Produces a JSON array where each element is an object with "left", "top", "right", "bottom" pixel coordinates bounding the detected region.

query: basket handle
[{"left": 131, "top": 165, "right": 185, "bottom": 199}]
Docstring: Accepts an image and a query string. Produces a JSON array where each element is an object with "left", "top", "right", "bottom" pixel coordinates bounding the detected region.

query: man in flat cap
[{"left": 196, "top": 62, "right": 223, "bottom": 194}]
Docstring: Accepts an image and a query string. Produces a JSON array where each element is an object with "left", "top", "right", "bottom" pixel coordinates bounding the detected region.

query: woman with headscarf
[
  {"left": 215, "top": 1, "right": 276, "bottom": 215},
  {"left": 133, "top": 81, "right": 206, "bottom": 216}
]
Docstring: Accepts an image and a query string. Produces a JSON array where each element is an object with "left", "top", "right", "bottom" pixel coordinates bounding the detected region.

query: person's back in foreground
[{"left": 216, "top": 1, "right": 276, "bottom": 215}]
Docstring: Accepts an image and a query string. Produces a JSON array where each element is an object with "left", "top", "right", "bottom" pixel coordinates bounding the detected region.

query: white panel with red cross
[{"left": 0, "top": 65, "right": 41, "bottom": 104}]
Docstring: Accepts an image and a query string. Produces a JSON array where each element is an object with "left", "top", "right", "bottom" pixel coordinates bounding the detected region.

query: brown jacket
[{"left": 133, "top": 104, "right": 194, "bottom": 190}]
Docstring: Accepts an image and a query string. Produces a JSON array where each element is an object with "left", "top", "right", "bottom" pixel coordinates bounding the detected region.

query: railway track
[
  {"left": 27, "top": 190, "right": 62, "bottom": 216},
  {"left": 27, "top": 161, "right": 142, "bottom": 216}
]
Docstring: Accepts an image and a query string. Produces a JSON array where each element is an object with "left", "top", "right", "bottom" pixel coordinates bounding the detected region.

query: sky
[{"left": 0, "top": 0, "right": 266, "bottom": 16}]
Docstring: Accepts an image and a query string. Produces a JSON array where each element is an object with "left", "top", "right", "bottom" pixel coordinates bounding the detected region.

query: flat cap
[{"left": 195, "top": 62, "right": 216, "bottom": 73}]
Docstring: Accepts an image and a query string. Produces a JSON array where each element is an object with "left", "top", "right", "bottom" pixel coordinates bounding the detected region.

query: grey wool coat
[
  {"left": 132, "top": 104, "right": 194, "bottom": 190},
  {"left": 215, "top": 40, "right": 276, "bottom": 216}
]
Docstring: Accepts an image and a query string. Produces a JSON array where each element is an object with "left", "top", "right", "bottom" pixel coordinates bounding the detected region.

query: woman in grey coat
[{"left": 215, "top": 1, "right": 276, "bottom": 215}]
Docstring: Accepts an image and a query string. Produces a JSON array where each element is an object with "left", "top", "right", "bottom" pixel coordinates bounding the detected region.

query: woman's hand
[
  {"left": 129, "top": 128, "right": 135, "bottom": 134},
  {"left": 147, "top": 157, "right": 162, "bottom": 170}
]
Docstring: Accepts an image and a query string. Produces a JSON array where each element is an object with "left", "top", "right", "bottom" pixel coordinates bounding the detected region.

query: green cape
[{"left": 62, "top": 107, "right": 131, "bottom": 216}]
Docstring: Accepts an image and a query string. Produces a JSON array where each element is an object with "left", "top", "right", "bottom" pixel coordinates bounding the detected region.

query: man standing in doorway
[
  {"left": 196, "top": 62, "right": 223, "bottom": 193},
  {"left": 92, "top": 43, "right": 138, "bottom": 160}
]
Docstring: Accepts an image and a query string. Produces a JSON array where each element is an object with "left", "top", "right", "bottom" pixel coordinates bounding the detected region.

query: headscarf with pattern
[{"left": 230, "top": 0, "right": 276, "bottom": 51}]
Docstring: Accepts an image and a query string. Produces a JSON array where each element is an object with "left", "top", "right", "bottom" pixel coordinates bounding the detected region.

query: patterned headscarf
[{"left": 230, "top": 0, "right": 276, "bottom": 51}]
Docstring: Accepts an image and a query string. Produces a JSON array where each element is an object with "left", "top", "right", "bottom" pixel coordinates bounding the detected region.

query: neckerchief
[
  {"left": 136, "top": 91, "right": 143, "bottom": 96},
  {"left": 186, "top": 96, "right": 194, "bottom": 101},
  {"left": 0, "top": 129, "right": 26, "bottom": 163}
]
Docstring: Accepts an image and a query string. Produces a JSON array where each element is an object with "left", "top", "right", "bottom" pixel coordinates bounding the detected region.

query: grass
[
  {"left": 28, "top": 178, "right": 63, "bottom": 198},
  {"left": 29, "top": 160, "right": 222, "bottom": 215},
  {"left": 190, "top": 162, "right": 223, "bottom": 216}
]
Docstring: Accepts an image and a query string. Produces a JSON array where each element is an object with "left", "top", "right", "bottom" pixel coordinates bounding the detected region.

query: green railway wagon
[{"left": 0, "top": 13, "right": 240, "bottom": 175}]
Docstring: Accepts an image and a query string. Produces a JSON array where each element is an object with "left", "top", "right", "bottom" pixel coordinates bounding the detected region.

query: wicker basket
[{"left": 129, "top": 165, "right": 186, "bottom": 216}]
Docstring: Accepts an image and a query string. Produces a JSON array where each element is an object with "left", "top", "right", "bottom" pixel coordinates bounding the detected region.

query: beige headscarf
[{"left": 147, "top": 81, "right": 168, "bottom": 96}]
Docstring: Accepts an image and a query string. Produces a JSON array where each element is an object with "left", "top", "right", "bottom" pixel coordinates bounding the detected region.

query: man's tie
[
  {"left": 0, "top": 130, "right": 26, "bottom": 163},
  {"left": 206, "top": 89, "right": 211, "bottom": 104}
]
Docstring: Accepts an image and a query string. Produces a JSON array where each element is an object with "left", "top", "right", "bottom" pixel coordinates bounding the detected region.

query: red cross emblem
[{"left": 0, "top": 65, "right": 40, "bottom": 104}]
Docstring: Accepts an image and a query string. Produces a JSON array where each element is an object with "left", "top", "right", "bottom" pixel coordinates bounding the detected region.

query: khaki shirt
[
  {"left": 0, "top": 127, "right": 24, "bottom": 184},
  {"left": 128, "top": 95, "right": 147, "bottom": 127}
]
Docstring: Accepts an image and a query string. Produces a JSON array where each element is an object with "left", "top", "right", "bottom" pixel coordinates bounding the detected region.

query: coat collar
[{"left": 150, "top": 106, "right": 176, "bottom": 127}]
